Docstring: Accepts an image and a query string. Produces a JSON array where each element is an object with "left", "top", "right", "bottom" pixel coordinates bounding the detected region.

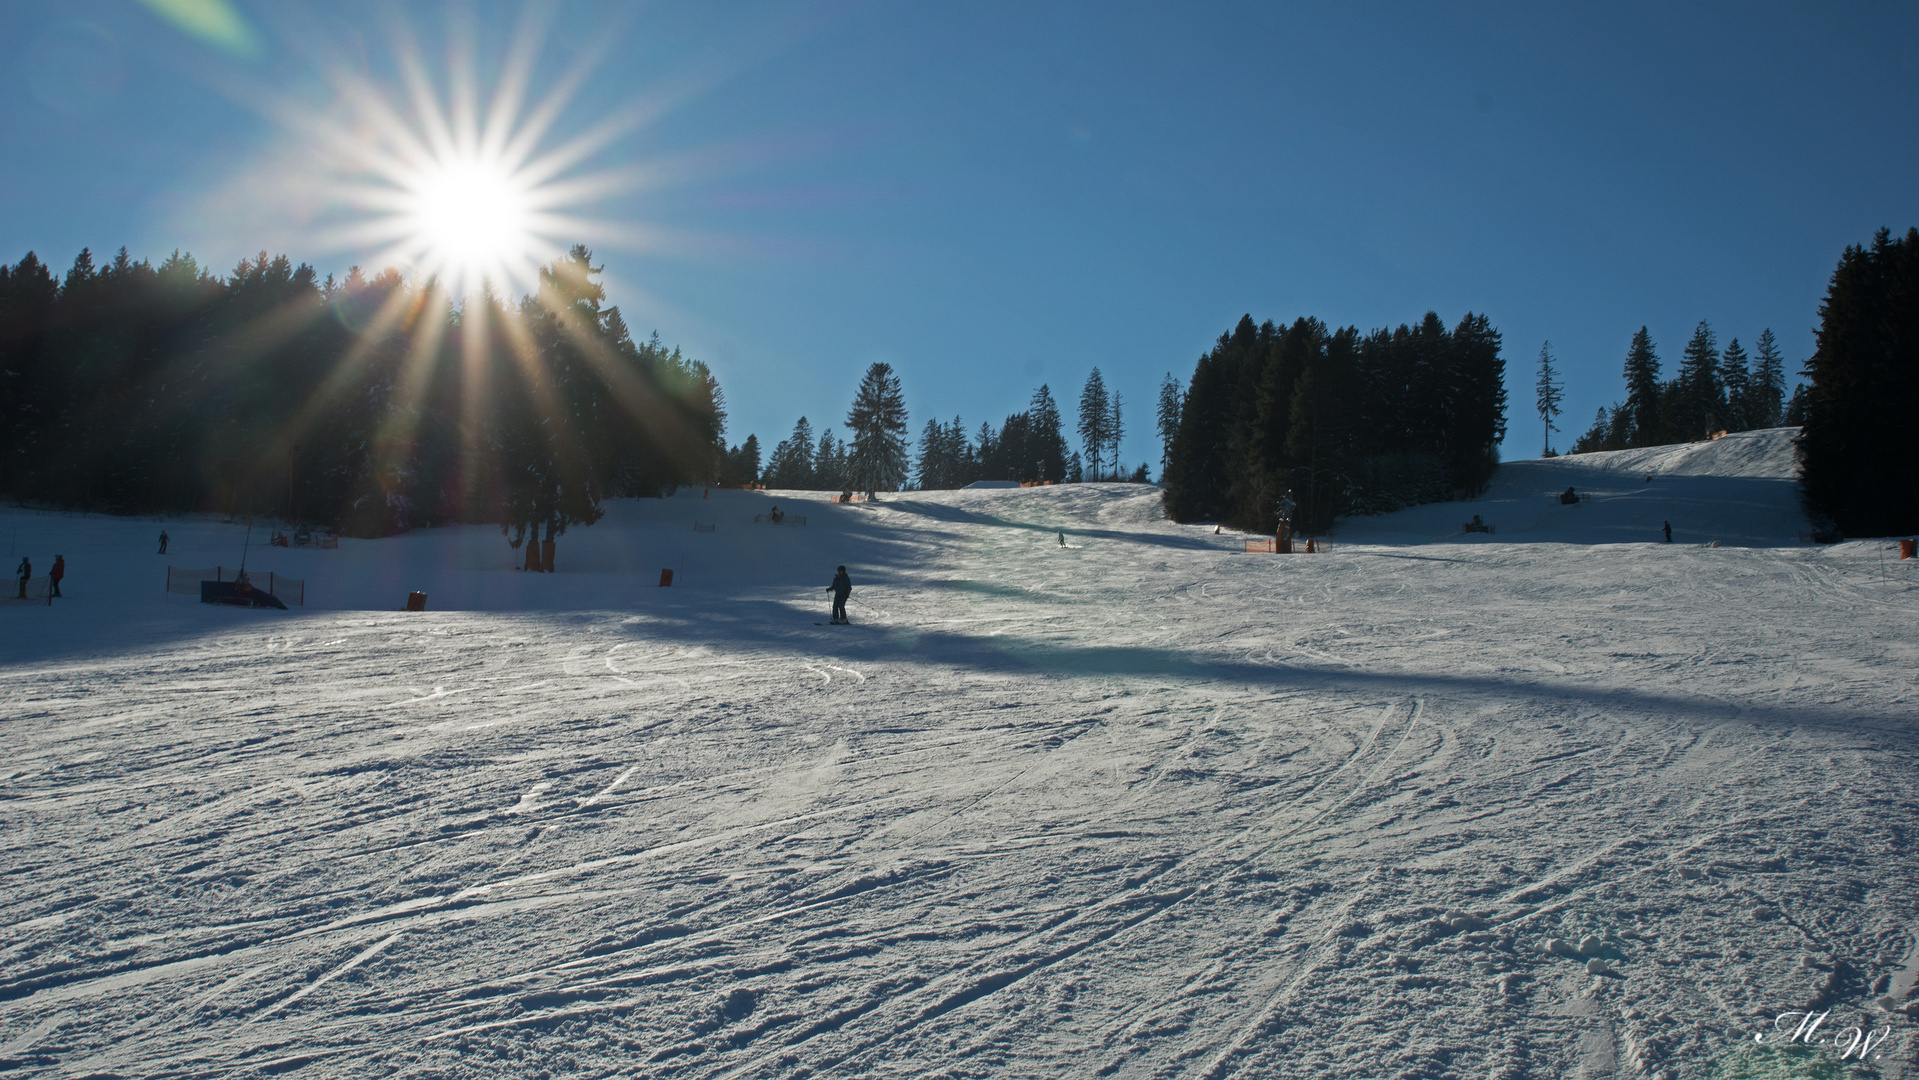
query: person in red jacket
[{"left": 49, "top": 555, "right": 65, "bottom": 598}]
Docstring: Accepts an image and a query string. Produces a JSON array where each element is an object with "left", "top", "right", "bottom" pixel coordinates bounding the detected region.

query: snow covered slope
[
  {"left": 1340, "top": 427, "right": 1810, "bottom": 547},
  {"left": 4, "top": 427, "right": 1918, "bottom": 1079}
]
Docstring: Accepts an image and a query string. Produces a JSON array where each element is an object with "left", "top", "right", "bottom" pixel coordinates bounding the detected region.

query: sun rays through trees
[{"left": 0, "top": 245, "right": 725, "bottom": 541}]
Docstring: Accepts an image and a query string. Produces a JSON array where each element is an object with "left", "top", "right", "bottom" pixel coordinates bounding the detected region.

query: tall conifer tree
[
  {"left": 1622, "top": 328, "right": 1662, "bottom": 447},
  {"left": 1027, "top": 385, "right": 1068, "bottom": 482},
  {"left": 1155, "top": 373, "right": 1182, "bottom": 471},
  {"left": 1078, "top": 368, "right": 1110, "bottom": 481},
  {"left": 1720, "top": 338, "right": 1751, "bottom": 431},
  {"left": 1677, "top": 320, "right": 1724, "bottom": 439},
  {"left": 845, "top": 362, "right": 909, "bottom": 497},
  {"left": 1535, "top": 341, "right": 1563, "bottom": 455},
  {"left": 1753, "top": 328, "right": 1787, "bottom": 427}
]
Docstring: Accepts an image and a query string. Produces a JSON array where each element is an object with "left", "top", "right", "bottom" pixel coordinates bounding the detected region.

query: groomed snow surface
[{"left": 4, "top": 427, "right": 1917, "bottom": 1079}]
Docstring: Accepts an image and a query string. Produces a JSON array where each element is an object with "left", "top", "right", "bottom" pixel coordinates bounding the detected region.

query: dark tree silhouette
[{"left": 1800, "top": 226, "right": 1919, "bottom": 536}]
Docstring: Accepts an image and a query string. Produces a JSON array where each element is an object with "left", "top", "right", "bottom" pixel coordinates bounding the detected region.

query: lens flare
[
  {"left": 244, "top": 8, "right": 675, "bottom": 301},
  {"left": 176, "top": 5, "right": 772, "bottom": 311}
]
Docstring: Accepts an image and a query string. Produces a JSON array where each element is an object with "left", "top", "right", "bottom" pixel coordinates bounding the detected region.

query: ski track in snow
[{"left": 2, "top": 429, "right": 1918, "bottom": 1078}]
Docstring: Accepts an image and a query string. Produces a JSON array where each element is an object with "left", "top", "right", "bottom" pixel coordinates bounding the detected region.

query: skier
[
  {"left": 1057, "top": 531, "right": 1065, "bottom": 547},
  {"left": 49, "top": 555, "right": 64, "bottom": 598},
  {"left": 15, "top": 555, "right": 29, "bottom": 600},
  {"left": 158, "top": 529, "right": 169, "bottom": 554},
  {"left": 826, "top": 565, "right": 852, "bottom": 624},
  {"left": 1662, "top": 520, "right": 1672, "bottom": 543}
]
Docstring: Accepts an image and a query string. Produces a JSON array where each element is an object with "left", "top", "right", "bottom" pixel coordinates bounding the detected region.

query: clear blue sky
[{"left": 4, "top": 1, "right": 1916, "bottom": 471}]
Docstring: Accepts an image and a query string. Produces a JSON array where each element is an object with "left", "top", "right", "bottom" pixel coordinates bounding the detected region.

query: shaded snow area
[{"left": 5, "top": 427, "right": 1919, "bottom": 1079}]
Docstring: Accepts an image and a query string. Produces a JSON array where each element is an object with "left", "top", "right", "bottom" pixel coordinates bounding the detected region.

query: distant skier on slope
[
  {"left": 1662, "top": 520, "right": 1672, "bottom": 543},
  {"left": 827, "top": 565, "right": 852, "bottom": 624},
  {"left": 157, "top": 530, "right": 169, "bottom": 554},
  {"left": 1058, "top": 531, "right": 1065, "bottom": 547},
  {"left": 15, "top": 555, "right": 30, "bottom": 599},
  {"left": 49, "top": 555, "right": 64, "bottom": 598}
]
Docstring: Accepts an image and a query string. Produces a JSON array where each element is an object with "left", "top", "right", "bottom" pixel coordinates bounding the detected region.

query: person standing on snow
[
  {"left": 827, "top": 565, "right": 852, "bottom": 624},
  {"left": 49, "top": 555, "right": 64, "bottom": 598},
  {"left": 1662, "top": 520, "right": 1672, "bottom": 543},
  {"left": 15, "top": 556, "right": 30, "bottom": 599},
  {"left": 158, "top": 530, "right": 169, "bottom": 554}
]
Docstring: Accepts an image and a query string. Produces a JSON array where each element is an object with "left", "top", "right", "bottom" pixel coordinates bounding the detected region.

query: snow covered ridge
[{"left": 3, "top": 427, "right": 1917, "bottom": 1078}]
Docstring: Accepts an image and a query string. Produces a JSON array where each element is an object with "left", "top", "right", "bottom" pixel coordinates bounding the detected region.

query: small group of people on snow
[{"left": 15, "top": 554, "right": 64, "bottom": 599}]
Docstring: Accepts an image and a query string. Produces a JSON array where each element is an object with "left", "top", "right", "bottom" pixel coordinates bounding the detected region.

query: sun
[
  {"left": 402, "top": 156, "right": 537, "bottom": 289},
  {"left": 275, "top": 13, "right": 668, "bottom": 303}
]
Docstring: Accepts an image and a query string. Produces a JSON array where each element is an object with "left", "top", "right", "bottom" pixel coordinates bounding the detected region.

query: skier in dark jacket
[
  {"left": 49, "top": 555, "right": 64, "bottom": 598},
  {"left": 158, "top": 530, "right": 169, "bottom": 554},
  {"left": 1662, "top": 520, "right": 1672, "bottom": 543},
  {"left": 15, "top": 556, "right": 29, "bottom": 600},
  {"left": 827, "top": 565, "right": 852, "bottom": 624}
]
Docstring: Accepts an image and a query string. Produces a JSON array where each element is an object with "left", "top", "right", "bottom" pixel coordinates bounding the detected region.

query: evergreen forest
[
  {"left": 1798, "top": 226, "right": 1919, "bottom": 536},
  {"left": 0, "top": 246, "right": 726, "bottom": 551},
  {"left": 1570, "top": 323, "right": 1789, "bottom": 453},
  {"left": 1159, "top": 312, "right": 1508, "bottom": 534},
  {"left": 13, "top": 227, "right": 1910, "bottom": 542}
]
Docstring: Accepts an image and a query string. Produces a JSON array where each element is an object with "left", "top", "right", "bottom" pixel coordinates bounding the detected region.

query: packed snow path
[{"left": 3, "top": 429, "right": 1917, "bottom": 1078}]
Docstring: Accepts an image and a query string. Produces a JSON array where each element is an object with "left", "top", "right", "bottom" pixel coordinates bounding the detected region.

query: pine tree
[
  {"left": 1535, "top": 341, "right": 1563, "bottom": 455},
  {"left": 1027, "top": 385, "right": 1068, "bottom": 482},
  {"left": 908, "top": 417, "right": 972, "bottom": 488},
  {"left": 1720, "top": 338, "right": 1751, "bottom": 432},
  {"left": 845, "top": 362, "right": 909, "bottom": 497},
  {"left": 942, "top": 417, "right": 976, "bottom": 486},
  {"left": 1155, "top": 372, "right": 1182, "bottom": 471},
  {"left": 814, "top": 428, "right": 847, "bottom": 491},
  {"left": 996, "top": 411, "right": 1033, "bottom": 482},
  {"left": 1078, "top": 368, "right": 1110, "bottom": 480},
  {"left": 1107, "top": 392, "right": 1124, "bottom": 480},
  {"left": 973, "top": 419, "right": 999, "bottom": 481},
  {"left": 1677, "top": 320, "right": 1723, "bottom": 439},
  {"left": 1622, "top": 328, "right": 1662, "bottom": 447},
  {"left": 1066, "top": 451, "right": 1083, "bottom": 483},
  {"left": 1445, "top": 312, "right": 1507, "bottom": 493},
  {"left": 1753, "top": 328, "right": 1786, "bottom": 427},
  {"left": 765, "top": 416, "right": 816, "bottom": 489}
]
